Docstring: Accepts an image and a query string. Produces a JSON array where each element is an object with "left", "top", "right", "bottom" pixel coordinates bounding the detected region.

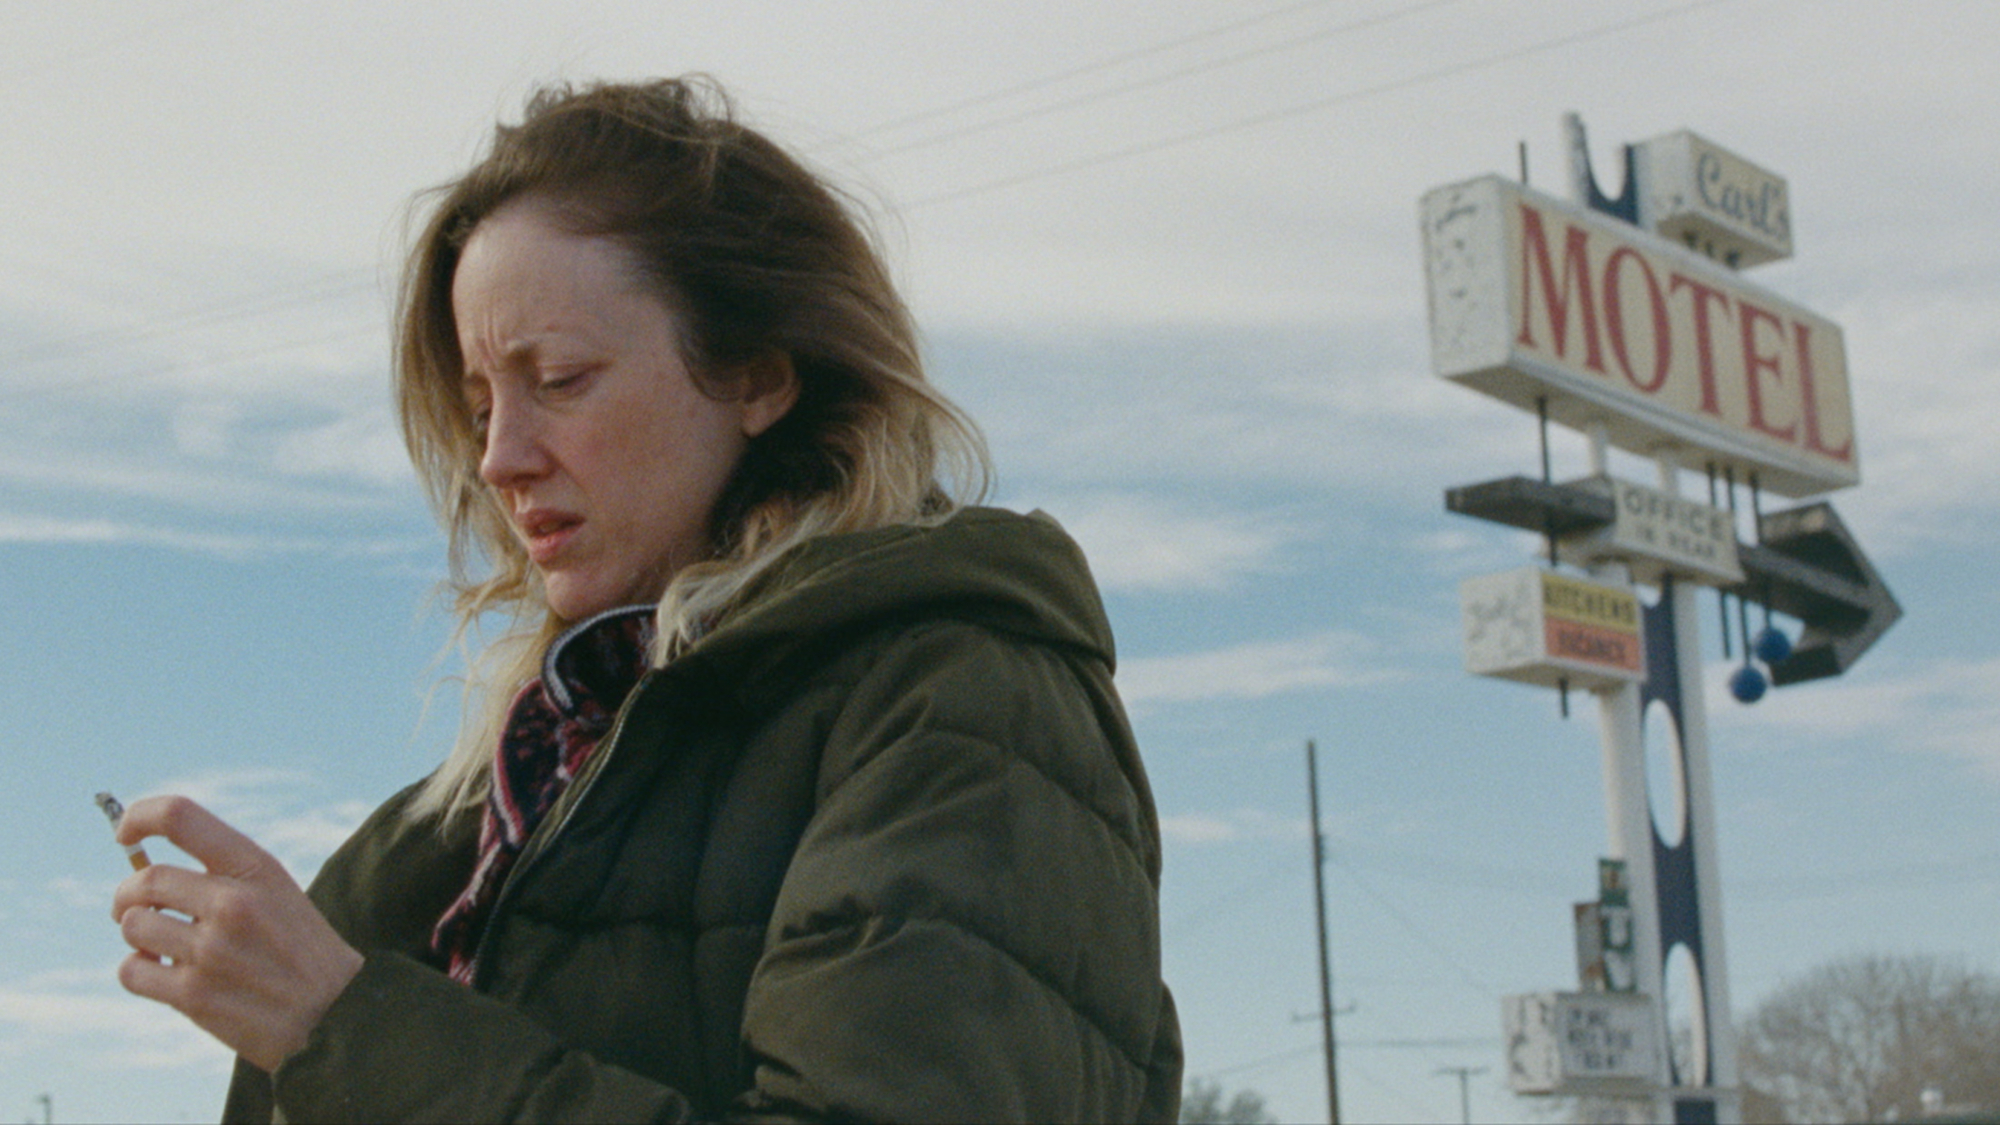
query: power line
[
  {"left": 1732, "top": 850, "right": 2000, "bottom": 902},
  {"left": 906, "top": 0, "right": 1731, "bottom": 211},
  {"left": 0, "top": 321, "right": 382, "bottom": 405},
  {"left": 1342, "top": 1051, "right": 1448, "bottom": 1124},
  {"left": 1326, "top": 842, "right": 1576, "bottom": 898},
  {"left": 851, "top": 0, "right": 1350, "bottom": 141},
  {"left": 0, "top": 267, "right": 377, "bottom": 370},
  {"left": 1193, "top": 1041, "right": 1322, "bottom": 1081},
  {"left": 866, "top": 0, "right": 1464, "bottom": 160},
  {"left": 1166, "top": 852, "right": 1297, "bottom": 938},
  {"left": 1325, "top": 845, "right": 1498, "bottom": 998},
  {"left": 1350, "top": 1037, "right": 1498, "bottom": 1049},
  {"left": 0, "top": 0, "right": 252, "bottom": 84},
  {"left": 1, "top": 0, "right": 1729, "bottom": 411}
]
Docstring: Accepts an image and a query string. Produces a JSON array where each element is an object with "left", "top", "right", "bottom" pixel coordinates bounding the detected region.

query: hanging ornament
[
  {"left": 1729, "top": 663, "right": 1768, "bottom": 704},
  {"left": 1751, "top": 625, "right": 1793, "bottom": 666}
]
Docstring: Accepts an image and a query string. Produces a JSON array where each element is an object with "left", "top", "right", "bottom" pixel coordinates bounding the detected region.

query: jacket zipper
[{"left": 463, "top": 673, "right": 651, "bottom": 990}]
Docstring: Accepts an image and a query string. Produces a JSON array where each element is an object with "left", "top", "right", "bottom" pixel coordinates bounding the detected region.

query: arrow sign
[
  {"left": 1444, "top": 476, "right": 1900, "bottom": 685},
  {"left": 1730, "top": 502, "right": 1900, "bottom": 685}
]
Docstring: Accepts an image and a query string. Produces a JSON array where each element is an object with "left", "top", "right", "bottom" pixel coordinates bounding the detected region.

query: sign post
[{"left": 1428, "top": 115, "right": 1897, "bottom": 1125}]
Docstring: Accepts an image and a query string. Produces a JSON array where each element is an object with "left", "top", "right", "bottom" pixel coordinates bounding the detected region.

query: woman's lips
[{"left": 520, "top": 512, "right": 583, "bottom": 565}]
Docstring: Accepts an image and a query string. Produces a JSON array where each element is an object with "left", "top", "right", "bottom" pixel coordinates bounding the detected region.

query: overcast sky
[{"left": 4, "top": 2, "right": 1998, "bottom": 1122}]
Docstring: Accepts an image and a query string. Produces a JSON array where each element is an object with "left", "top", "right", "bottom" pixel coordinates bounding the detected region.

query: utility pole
[
  {"left": 34, "top": 1093, "right": 51, "bottom": 1125},
  {"left": 1434, "top": 1065, "right": 1486, "bottom": 1125},
  {"left": 1304, "top": 739, "right": 1340, "bottom": 1125}
]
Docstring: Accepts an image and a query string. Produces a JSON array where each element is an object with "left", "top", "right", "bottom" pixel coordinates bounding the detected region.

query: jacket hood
[{"left": 679, "top": 507, "right": 1115, "bottom": 694}]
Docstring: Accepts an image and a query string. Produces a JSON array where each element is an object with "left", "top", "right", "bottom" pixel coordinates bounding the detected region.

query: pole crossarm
[{"left": 1443, "top": 475, "right": 1613, "bottom": 536}]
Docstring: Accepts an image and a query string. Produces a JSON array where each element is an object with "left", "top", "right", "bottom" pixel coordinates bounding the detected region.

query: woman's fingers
[
  {"left": 111, "top": 859, "right": 209, "bottom": 924},
  {"left": 117, "top": 948, "right": 177, "bottom": 1000},
  {"left": 117, "top": 890, "right": 198, "bottom": 963},
  {"left": 106, "top": 793, "right": 364, "bottom": 1072},
  {"left": 115, "top": 795, "right": 279, "bottom": 882}
]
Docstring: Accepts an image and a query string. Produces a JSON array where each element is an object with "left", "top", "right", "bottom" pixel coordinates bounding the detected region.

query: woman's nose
[{"left": 477, "top": 396, "right": 552, "bottom": 489}]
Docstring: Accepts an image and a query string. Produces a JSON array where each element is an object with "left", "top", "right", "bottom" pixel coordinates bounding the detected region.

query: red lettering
[
  {"left": 1517, "top": 205, "right": 1605, "bottom": 373},
  {"left": 1795, "top": 322, "right": 1853, "bottom": 462},
  {"left": 1546, "top": 621, "right": 1640, "bottom": 672},
  {"left": 1738, "top": 300, "right": 1796, "bottom": 442},
  {"left": 1671, "top": 274, "right": 1730, "bottom": 417},
  {"left": 1603, "top": 247, "right": 1670, "bottom": 393}
]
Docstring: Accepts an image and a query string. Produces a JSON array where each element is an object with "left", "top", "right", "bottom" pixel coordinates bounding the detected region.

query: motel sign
[
  {"left": 1425, "top": 118, "right": 1896, "bottom": 1125},
  {"left": 1423, "top": 175, "right": 1857, "bottom": 498}
]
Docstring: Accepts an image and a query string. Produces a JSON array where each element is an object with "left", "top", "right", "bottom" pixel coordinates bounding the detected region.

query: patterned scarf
[{"left": 432, "top": 606, "right": 656, "bottom": 984}]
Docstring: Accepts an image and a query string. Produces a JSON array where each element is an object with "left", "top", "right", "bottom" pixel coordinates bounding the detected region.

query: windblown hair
[{"left": 397, "top": 77, "right": 989, "bottom": 819}]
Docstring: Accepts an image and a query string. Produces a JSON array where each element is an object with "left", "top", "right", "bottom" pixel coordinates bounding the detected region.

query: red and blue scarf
[{"left": 432, "top": 606, "right": 656, "bottom": 984}]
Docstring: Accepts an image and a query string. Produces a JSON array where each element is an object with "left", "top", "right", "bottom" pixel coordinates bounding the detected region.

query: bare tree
[{"left": 1739, "top": 953, "right": 2000, "bottom": 1123}]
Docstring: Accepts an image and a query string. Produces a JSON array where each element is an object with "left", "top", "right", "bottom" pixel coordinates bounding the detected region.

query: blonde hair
[{"left": 397, "top": 78, "right": 989, "bottom": 820}]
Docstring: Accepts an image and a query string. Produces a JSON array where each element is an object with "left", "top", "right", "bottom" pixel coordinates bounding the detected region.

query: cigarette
[{"left": 93, "top": 792, "right": 151, "bottom": 871}]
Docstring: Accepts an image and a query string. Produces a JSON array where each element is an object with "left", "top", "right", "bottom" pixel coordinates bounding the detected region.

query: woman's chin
[
  {"left": 544, "top": 578, "right": 615, "bottom": 623},
  {"left": 544, "top": 573, "right": 662, "bottom": 623}
]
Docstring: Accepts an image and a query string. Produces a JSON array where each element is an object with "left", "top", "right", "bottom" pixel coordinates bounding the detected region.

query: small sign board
[
  {"left": 1576, "top": 857, "right": 1640, "bottom": 993},
  {"left": 1597, "top": 858, "right": 1637, "bottom": 993},
  {"left": 1462, "top": 567, "right": 1644, "bottom": 690},
  {"left": 1635, "top": 130, "right": 1792, "bottom": 268},
  {"left": 1504, "top": 991, "right": 1664, "bottom": 1095},
  {"left": 1557, "top": 475, "right": 1744, "bottom": 585},
  {"left": 1574, "top": 902, "right": 1606, "bottom": 989},
  {"left": 1421, "top": 175, "right": 1857, "bottom": 497}
]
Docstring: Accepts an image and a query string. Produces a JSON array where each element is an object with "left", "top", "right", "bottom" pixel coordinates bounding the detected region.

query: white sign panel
[
  {"left": 1558, "top": 475, "right": 1744, "bottom": 585},
  {"left": 1422, "top": 175, "right": 1858, "bottom": 497},
  {"left": 1461, "top": 567, "right": 1645, "bottom": 691},
  {"left": 1635, "top": 130, "right": 1792, "bottom": 268},
  {"left": 1504, "top": 991, "right": 1664, "bottom": 1095}
]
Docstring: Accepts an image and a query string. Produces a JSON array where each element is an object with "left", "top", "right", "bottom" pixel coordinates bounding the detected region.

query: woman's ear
[{"left": 736, "top": 352, "right": 800, "bottom": 438}]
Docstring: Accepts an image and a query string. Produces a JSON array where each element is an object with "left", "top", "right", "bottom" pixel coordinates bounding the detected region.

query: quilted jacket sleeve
[
  {"left": 235, "top": 789, "right": 711, "bottom": 1125},
  {"left": 732, "top": 619, "right": 1179, "bottom": 1123},
  {"left": 236, "top": 621, "right": 1178, "bottom": 1124},
  {"left": 258, "top": 952, "right": 705, "bottom": 1123}
]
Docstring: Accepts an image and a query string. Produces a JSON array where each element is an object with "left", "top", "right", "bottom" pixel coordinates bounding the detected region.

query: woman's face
[{"left": 452, "top": 198, "right": 795, "bottom": 622}]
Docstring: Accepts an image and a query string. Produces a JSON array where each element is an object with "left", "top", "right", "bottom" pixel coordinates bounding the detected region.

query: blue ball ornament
[
  {"left": 1752, "top": 625, "right": 1793, "bottom": 665},
  {"left": 1729, "top": 664, "right": 1768, "bottom": 704}
]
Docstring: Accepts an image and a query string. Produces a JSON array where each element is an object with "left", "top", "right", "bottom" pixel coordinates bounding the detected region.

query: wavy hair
[{"left": 398, "top": 78, "right": 989, "bottom": 819}]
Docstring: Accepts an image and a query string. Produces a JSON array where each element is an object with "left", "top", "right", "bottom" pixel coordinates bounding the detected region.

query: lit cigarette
[{"left": 94, "top": 792, "right": 151, "bottom": 871}]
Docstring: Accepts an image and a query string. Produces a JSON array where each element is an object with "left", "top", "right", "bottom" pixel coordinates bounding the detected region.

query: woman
[{"left": 112, "top": 77, "right": 1180, "bottom": 1122}]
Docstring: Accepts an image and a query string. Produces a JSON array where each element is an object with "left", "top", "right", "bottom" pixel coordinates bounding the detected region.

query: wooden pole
[{"left": 1305, "top": 739, "right": 1340, "bottom": 1125}]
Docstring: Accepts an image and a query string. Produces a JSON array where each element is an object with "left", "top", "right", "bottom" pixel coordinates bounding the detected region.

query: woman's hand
[{"left": 110, "top": 796, "right": 363, "bottom": 1072}]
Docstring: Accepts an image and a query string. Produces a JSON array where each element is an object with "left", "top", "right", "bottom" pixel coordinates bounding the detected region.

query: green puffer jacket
[{"left": 223, "top": 507, "right": 1182, "bottom": 1124}]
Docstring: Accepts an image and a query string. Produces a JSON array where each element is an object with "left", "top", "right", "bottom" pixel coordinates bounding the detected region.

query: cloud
[
  {"left": 939, "top": 325, "right": 1520, "bottom": 508},
  {"left": 0, "top": 511, "right": 300, "bottom": 554},
  {"left": 138, "top": 768, "right": 372, "bottom": 884},
  {"left": 1411, "top": 525, "right": 1547, "bottom": 579},
  {"left": 1034, "top": 493, "right": 1294, "bottom": 592},
  {"left": 0, "top": 442, "right": 391, "bottom": 513},
  {"left": 0, "top": 275, "right": 407, "bottom": 516},
  {"left": 0, "top": 972, "right": 229, "bottom": 1072},
  {"left": 1819, "top": 284, "right": 2000, "bottom": 552},
  {"left": 0, "top": 510, "right": 430, "bottom": 564},
  {"left": 1160, "top": 806, "right": 1307, "bottom": 847},
  {"left": 1708, "top": 655, "right": 2000, "bottom": 780},
  {"left": 1118, "top": 631, "right": 1402, "bottom": 709},
  {"left": 271, "top": 406, "right": 415, "bottom": 487},
  {"left": 170, "top": 397, "right": 247, "bottom": 459},
  {"left": 0, "top": 772, "right": 375, "bottom": 1083},
  {"left": 43, "top": 877, "right": 115, "bottom": 913}
]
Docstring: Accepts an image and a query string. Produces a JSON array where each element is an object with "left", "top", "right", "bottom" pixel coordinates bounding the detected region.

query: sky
[{"left": 3, "top": 1, "right": 1998, "bottom": 1122}]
